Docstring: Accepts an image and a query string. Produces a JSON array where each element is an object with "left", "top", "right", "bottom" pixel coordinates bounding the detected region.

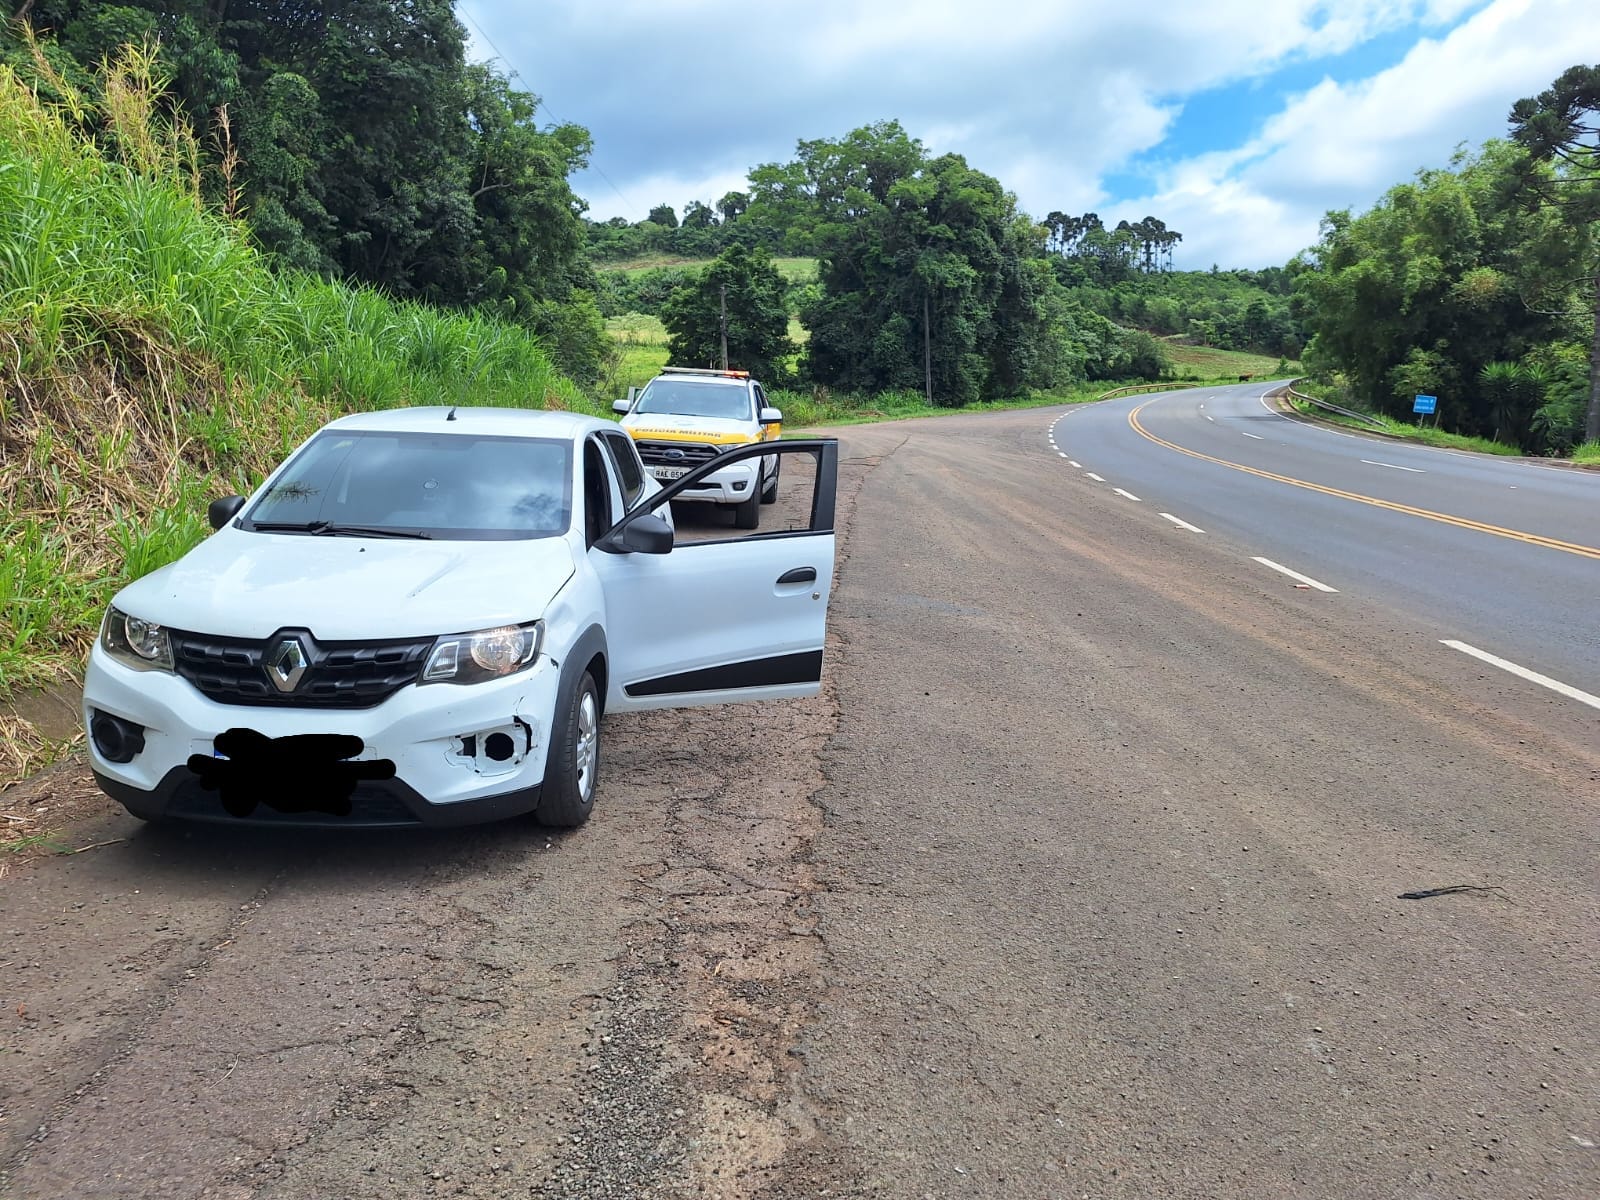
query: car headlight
[
  {"left": 420, "top": 621, "right": 543, "bottom": 685},
  {"left": 100, "top": 606, "right": 174, "bottom": 672}
]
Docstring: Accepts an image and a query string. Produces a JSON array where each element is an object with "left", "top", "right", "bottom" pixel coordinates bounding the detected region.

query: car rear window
[{"left": 245, "top": 430, "right": 573, "bottom": 539}]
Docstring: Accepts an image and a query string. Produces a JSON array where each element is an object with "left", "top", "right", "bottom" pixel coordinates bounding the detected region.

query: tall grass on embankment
[{"left": 0, "top": 46, "right": 590, "bottom": 736}]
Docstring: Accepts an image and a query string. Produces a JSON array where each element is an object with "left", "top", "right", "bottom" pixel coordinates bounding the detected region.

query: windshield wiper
[{"left": 251, "top": 520, "right": 433, "bottom": 540}]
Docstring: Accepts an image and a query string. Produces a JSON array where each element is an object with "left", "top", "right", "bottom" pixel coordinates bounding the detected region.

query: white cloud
[
  {"left": 461, "top": 0, "right": 1598, "bottom": 267},
  {"left": 1117, "top": 0, "right": 1600, "bottom": 267}
]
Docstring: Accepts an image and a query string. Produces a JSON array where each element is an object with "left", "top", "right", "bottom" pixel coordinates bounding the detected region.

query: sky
[{"left": 457, "top": 0, "right": 1600, "bottom": 271}]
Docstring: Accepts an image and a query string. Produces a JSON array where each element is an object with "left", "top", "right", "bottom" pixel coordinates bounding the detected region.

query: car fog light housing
[
  {"left": 421, "top": 621, "right": 542, "bottom": 685},
  {"left": 101, "top": 606, "right": 174, "bottom": 672}
]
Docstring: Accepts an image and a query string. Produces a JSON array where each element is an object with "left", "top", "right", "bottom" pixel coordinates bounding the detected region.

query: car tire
[
  {"left": 734, "top": 488, "right": 761, "bottom": 529},
  {"left": 761, "top": 458, "right": 780, "bottom": 504},
  {"left": 536, "top": 671, "right": 600, "bottom": 828}
]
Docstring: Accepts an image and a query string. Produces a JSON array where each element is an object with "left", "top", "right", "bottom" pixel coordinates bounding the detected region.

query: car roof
[{"left": 322, "top": 406, "right": 612, "bottom": 440}]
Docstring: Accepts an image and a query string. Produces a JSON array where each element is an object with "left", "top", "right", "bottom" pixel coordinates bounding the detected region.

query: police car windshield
[{"left": 633, "top": 379, "right": 753, "bottom": 420}]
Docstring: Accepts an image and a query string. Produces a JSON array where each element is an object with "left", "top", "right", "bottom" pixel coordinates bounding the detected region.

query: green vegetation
[
  {"left": 9, "top": 2, "right": 606, "bottom": 379},
  {"left": 1165, "top": 344, "right": 1294, "bottom": 380},
  {"left": 1572, "top": 440, "right": 1600, "bottom": 464},
  {"left": 1286, "top": 399, "right": 1521, "bottom": 456},
  {"left": 661, "top": 245, "right": 794, "bottom": 380},
  {"left": 1291, "top": 64, "right": 1599, "bottom": 458},
  {"left": 0, "top": 51, "right": 588, "bottom": 701}
]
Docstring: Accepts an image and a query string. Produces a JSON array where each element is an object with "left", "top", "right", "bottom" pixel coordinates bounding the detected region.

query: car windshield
[
  {"left": 244, "top": 430, "right": 572, "bottom": 540},
  {"left": 633, "top": 379, "right": 753, "bottom": 420}
]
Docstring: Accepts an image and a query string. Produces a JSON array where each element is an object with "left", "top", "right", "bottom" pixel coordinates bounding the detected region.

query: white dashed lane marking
[
  {"left": 1113, "top": 488, "right": 1141, "bottom": 501},
  {"left": 1160, "top": 513, "right": 1205, "bottom": 533},
  {"left": 1252, "top": 557, "right": 1338, "bottom": 592},
  {"left": 1086, "top": 472, "right": 1106, "bottom": 482},
  {"left": 1441, "top": 641, "right": 1600, "bottom": 712},
  {"left": 1362, "top": 459, "right": 1425, "bottom": 473},
  {"left": 1241, "top": 432, "right": 1264, "bottom": 440}
]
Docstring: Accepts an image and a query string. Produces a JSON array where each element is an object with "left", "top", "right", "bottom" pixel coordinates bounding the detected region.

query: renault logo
[{"left": 266, "top": 638, "right": 308, "bottom": 693}]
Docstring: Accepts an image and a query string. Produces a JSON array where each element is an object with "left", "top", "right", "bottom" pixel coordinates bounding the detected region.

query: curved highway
[{"left": 1049, "top": 381, "right": 1600, "bottom": 706}]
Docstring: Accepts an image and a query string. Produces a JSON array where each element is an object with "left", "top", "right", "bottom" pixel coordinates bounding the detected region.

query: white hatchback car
[{"left": 83, "top": 407, "right": 837, "bottom": 828}]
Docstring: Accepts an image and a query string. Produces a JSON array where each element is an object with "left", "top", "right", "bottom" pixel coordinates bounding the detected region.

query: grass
[
  {"left": 1572, "top": 440, "right": 1600, "bottom": 465},
  {"left": 0, "top": 47, "right": 593, "bottom": 725},
  {"left": 1164, "top": 342, "right": 1296, "bottom": 380},
  {"left": 1285, "top": 396, "right": 1521, "bottom": 456}
]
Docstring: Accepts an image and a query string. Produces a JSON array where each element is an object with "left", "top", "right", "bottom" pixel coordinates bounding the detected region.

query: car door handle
[{"left": 776, "top": 567, "right": 816, "bottom": 585}]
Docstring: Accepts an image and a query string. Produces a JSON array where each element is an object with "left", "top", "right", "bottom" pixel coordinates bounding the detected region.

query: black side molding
[{"left": 624, "top": 650, "right": 823, "bottom": 698}]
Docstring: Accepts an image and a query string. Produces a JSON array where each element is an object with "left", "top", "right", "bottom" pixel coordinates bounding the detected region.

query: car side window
[
  {"left": 582, "top": 439, "right": 617, "bottom": 548},
  {"left": 602, "top": 431, "right": 646, "bottom": 508},
  {"left": 751, "top": 384, "right": 765, "bottom": 420}
]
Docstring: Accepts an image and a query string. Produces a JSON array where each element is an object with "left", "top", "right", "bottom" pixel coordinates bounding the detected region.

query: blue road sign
[{"left": 1413, "top": 394, "right": 1437, "bottom": 414}]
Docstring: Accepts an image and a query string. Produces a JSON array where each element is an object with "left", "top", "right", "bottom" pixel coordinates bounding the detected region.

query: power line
[{"left": 457, "top": 4, "right": 640, "bottom": 217}]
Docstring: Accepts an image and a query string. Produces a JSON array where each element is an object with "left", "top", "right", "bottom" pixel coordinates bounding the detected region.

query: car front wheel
[
  {"left": 734, "top": 488, "right": 761, "bottom": 529},
  {"left": 537, "top": 671, "right": 600, "bottom": 827}
]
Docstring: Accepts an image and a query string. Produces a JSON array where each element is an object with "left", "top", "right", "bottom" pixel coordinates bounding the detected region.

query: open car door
[{"left": 589, "top": 439, "right": 837, "bottom": 712}]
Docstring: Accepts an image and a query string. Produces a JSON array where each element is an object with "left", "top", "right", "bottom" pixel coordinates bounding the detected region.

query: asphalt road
[
  {"left": 1054, "top": 382, "right": 1600, "bottom": 697},
  {"left": 2, "top": 393, "right": 1596, "bottom": 1198}
]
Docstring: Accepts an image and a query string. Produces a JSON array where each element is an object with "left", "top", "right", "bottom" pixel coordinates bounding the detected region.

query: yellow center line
[{"left": 1127, "top": 400, "right": 1600, "bottom": 562}]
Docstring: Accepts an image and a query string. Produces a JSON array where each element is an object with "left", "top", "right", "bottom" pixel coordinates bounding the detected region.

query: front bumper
[
  {"left": 653, "top": 458, "right": 761, "bottom": 505},
  {"left": 83, "top": 643, "right": 560, "bottom": 827}
]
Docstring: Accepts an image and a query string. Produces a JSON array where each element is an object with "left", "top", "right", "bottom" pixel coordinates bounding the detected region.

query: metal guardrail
[
  {"left": 1095, "top": 381, "right": 1201, "bottom": 400},
  {"left": 1275, "top": 380, "right": 1387, "bottom": 429}
]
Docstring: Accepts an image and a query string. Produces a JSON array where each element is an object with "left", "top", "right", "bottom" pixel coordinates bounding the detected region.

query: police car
[{"left": 612, "top": 367, "right": 782, "bottom": 529}]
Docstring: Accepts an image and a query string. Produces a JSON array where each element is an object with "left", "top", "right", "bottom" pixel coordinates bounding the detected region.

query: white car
[
  {"left": 82, "top": 407, "right": 837, "bottom": 828},
  {"left": 613, "top": 368, "right": 783, "bottom": 529}
]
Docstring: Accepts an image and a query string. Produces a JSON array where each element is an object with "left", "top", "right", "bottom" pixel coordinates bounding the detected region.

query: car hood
[
  {"left": 114, "top": 529, "right": 576, "bottom": 641},
  {"left": 622, "top": 414, "right": 757, "bottom": 443}
]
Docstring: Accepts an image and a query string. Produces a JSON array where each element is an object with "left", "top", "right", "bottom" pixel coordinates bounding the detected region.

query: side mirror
[
  {"left": 599, "top": 512, "right": 673, "bottom": 555},
  {"left": 612, "top": 399, "right": 631, "bottom": 415},
  {"left": 208, "top": 495, "right": 246, "bottom": 530},
  {"left": 759, "top": 407, "right": 783, "bottom": 424}
]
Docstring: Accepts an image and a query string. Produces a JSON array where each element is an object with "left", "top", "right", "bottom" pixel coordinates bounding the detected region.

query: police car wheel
[
  {"left": 761, "top": 459, "right": 780, "bottom": 504},
  {"left": 734, "top": 489, "right": 761, "bottom": 529}
]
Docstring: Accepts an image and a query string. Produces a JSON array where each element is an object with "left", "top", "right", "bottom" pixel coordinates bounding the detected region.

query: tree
[
  {"left": 798, "top": 126, "right": 1061, "bottom": 404},
  {"left": 660, "top": 245, "right": 794, "bottom": 381},
  {"left": 1509, "top": 64, "right": 1600, "bottom": 443},
  {"left": 646, "top": 203, "right": 678, "bottom": 228},
  {"left": 1292, "top": 142, "right": 1575, "bottom": 438}
]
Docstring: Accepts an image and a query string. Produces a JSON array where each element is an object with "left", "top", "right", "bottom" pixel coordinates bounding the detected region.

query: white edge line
[
  {"left": 1205, "top": 415, "right": 1214, "bottom": 422},
  {"left": 1160, "top": 513, "right": 1204, "bottom": 533},
  {"left": 1251, "top": 556, "right": 1338, "bottom": 592},
  {"left": 1085, "top": 472, "right": 1106, "bottom": 482},
  {"left": 1362, "top": 459, "right": 1424, "bottom": 473},
  {"left": 1441, "top": 640, "right": 1600, "bottom": 712},
  {"left": 1112, "top": 488, "right": 1142, "bottom": 501}
]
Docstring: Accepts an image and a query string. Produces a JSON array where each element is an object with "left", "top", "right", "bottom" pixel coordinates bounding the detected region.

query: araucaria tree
[
  {"left": 1509, "top": 64, "right": 1600, "bottom": 443},
  {"left": 660, "top": 245, "right": 794, "bottom": 381}
]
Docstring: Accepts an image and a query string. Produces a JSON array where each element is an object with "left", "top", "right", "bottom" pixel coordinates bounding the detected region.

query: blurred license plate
[{"left": 652, "top": 465, "right": 688, "bottom": 480}]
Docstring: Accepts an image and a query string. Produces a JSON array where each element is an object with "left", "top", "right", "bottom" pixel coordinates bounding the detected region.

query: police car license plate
[{"left": 652, "top": 465, "right": 688, "bottom": 480}]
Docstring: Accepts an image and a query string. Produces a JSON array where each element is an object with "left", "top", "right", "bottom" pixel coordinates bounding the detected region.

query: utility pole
[
  {"left": 923, "top": 291, "right": 933, "bottom": 406},
  {"left": 719, "top": 284, "right": 728, "bottom": 372}
]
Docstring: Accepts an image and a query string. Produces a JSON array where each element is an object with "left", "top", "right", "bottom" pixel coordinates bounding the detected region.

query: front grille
[
  {"left": 171, "top": 629, "right": 433, "bottom": 709},
  {"left": 634, "top": 440, "right": 722, "bottom": 467}
]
